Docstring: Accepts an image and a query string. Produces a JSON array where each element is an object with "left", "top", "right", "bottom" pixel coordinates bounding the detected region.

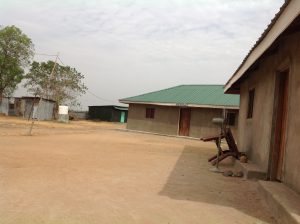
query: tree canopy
[
  {"left": 0, "top": 25, "right": 34, "bottom": 98},
  {"left": 24, "top": 60, "right": 87, "bottom": 107}
]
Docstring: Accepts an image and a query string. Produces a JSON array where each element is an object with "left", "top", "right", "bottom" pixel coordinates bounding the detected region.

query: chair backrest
[{"left": 225, "top": 128, "right": 239, "bottom": 153}]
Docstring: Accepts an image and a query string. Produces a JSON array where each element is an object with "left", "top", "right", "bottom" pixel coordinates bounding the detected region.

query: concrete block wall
[
  {"left": 127, "top": 104, "right": 179, "bottom": 136},
  {"left": 237, "top": 31, "right": 300, "bottom": 193},
  {"left": 127, "top": 104, "right": 239, "bottom": 139}
]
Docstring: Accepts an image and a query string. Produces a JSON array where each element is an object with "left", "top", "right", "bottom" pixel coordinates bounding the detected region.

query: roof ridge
[
  {"left": 120, "top": 85, "right": 183, "bottom": 101},
  {"left": 120, "top": 84, "right": 226, "bottom": 101},
  {"left": 119, "top": 85, "right": 239, "bottom": 107}
]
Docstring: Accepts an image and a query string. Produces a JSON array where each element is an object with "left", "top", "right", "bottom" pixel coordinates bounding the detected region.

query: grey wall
[
  {"left": 37, "top": 100, "right": 55, "bottom": 120},
  {"left": 237, "top": 31, "right": 300, "bottom": 193},
  {"left": 127, "top": 104, "right": 179, "bottom": 135},
  {"left": 190, "top": 108, "right": 238, "bottom": 138},
  {"left": 0, "top": 98, "right": 54, "bottom": 121},
  {"left": 238, "top": 57, "right": 277, "bottom": 172},
  {"left": 127, "top": 104, "right": 238, "bottom": 138},
  {"left": 22, "top": 99, "right": 54, "bottom": 121},
  {"left": 0, "top": 98, "right": 9, "bottom": 115}
]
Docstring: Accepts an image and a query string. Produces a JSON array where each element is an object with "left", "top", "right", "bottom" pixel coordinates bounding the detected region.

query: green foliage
[
  {"left": 24, "top": 60, "right": 87, "bottom": 107},
  {"left": 0, "top": 25, "right": 34, "bottom": 98}
]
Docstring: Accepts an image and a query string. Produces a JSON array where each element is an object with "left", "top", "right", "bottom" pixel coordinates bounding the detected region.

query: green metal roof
[
  {"left": 113, "top": 106, "right": 128, "bottom": 111},
  {"left": 120, "top": 85, "right": 239, "bottom": 108}
]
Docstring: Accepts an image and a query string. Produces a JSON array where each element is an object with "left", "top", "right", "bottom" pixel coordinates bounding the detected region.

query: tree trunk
[
  {"left": 52, "top": 102, "right": 59, "bottom": 120},
  {"left": 0, "top": 89, "right": 3, "bottom": 114},
  {"left": 0, "top": 89, "right": 3, "bottom": 103}
]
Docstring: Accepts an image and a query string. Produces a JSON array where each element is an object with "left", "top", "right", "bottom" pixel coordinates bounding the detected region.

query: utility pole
[{"left": 27, "top": 53, "right": 59, "bottom": 136}]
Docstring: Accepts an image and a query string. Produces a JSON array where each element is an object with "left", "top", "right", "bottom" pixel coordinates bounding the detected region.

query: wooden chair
[{"left": 201, "top": 128, "right": 240, "bottom": 165}]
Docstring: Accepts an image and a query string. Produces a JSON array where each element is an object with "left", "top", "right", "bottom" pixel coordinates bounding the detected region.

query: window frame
[
  {"left": 227, "top": 112, "right": 236, "bottom": 126},
  {"left": 145, "top": 108, "right": 155, "bottom": 119},
  {"left": 247, "top": 88, "right": 255, "bottom": 119},
  {"left": 9, "top": 103, "right": 14, "bottom": 110}
]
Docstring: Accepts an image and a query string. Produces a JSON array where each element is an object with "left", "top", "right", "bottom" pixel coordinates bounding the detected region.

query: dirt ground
[{"left": 0, "top": 117, "right": 276, "bottom": 224}]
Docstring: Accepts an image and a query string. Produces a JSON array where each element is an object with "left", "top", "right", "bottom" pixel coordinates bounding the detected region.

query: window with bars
[
  {"left": 227, "top": 112, "right": 236, "bottom": 126},
  {"left": 146, "top": 108, "right": 155, "bottom": 119}
]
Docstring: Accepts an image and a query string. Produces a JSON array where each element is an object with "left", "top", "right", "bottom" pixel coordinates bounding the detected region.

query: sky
[{"left": 0, "top": 0, "right": 284, "bottom": 110}]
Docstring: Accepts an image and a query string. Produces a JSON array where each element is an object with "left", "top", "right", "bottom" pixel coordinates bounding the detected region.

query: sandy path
[{"left": 0, "top": 117, "right": 276, "bottom": 223}]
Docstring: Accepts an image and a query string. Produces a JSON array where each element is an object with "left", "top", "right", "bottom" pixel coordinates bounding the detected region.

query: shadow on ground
[{"left": 159, "top": 145, "right": 276, "bottom": 224}]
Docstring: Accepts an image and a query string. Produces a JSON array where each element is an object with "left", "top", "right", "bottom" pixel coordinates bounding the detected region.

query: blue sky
[{"left": 0, "top": 0, "right": 284, "bottom": 109}]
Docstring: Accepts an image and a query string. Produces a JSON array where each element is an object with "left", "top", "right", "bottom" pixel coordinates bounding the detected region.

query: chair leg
[
  {"left": 208, "top": 150, "right": 231, "bottom": 162},
  {"left": 211, "top": 152, "right": 238, "bottom": 166}
]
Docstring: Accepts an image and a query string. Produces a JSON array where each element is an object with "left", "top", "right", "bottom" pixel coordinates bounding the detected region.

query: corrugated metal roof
[
  {"left": 120, "top": 85, "right": 239, "bottom": 108},
  {"left": 88, "top": 105, "right": 128, "bottom": 111},
  {"left": 113, "top": 106, "right": 128, "bottom": 111}
]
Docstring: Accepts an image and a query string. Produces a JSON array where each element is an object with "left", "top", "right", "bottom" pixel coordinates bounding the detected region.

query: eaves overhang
[
  {"left": 119, "top": 100, "right": 239, "bottom": 110},
  {"left": 225, "top": 0, "right": 299, "bottom": 93}
]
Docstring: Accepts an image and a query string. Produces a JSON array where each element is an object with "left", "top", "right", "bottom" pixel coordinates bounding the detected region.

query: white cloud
[{"left": 0, "top": 0, "right": 284, "bottom": 109}]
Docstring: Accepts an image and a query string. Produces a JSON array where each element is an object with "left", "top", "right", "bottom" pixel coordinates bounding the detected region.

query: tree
[
  {"left": 24, "top": 60, "right": 87, "bottom": 108},
  {"left": 0, "top": 25, "right": 34, "bottom": 99}
]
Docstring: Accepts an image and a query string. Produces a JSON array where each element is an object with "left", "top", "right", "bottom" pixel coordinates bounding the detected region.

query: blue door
[{"left": 120, "top": 111, "right": 125, "bottom": 123}]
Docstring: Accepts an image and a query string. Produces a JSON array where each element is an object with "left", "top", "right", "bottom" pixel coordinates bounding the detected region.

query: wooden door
[
  {"left": 273, "top": 70, "right": 289, "bottom": 181},
  {"left": 179, "top": 108, "right": 191, "bottom": 136}
]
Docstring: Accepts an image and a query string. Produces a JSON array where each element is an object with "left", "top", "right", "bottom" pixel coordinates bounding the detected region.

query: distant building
[
  {"left": 21, "top": 97, "right": 55, "bottom": 120},
  {"left": 119, "top": 85, "right": 240, "bottom": 138},
  {"left": 0, "top": 97, "right": 55, "bottom": 120},
  {"left": 88, "top": 105, "right": 128, "bottom": 123},
  {"left": 0, "top": 97, "right": 11, "bottom": 116}
]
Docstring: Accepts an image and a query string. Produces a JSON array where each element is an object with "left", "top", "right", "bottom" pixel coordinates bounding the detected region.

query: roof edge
[
  {"left": 225, "top": 0, "right": 299, "bottom": 92},
  {"left": 119, "top": 100, "right": 239, "bottom": 110},
  {"left": 119, "top": 84, "right": 226, "bottom": 102}
]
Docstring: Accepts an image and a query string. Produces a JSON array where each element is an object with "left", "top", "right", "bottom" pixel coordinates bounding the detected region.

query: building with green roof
[
  {"left": 119, "top": 85, "right": 239, "bottom": 138},
  {"left": 88, "top": 105, "right": 128, "bottom": 123}
]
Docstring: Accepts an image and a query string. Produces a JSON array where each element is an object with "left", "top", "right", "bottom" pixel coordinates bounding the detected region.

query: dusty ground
[{"left": 0, "top": 116, "right": 276, "bottom": 224}]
